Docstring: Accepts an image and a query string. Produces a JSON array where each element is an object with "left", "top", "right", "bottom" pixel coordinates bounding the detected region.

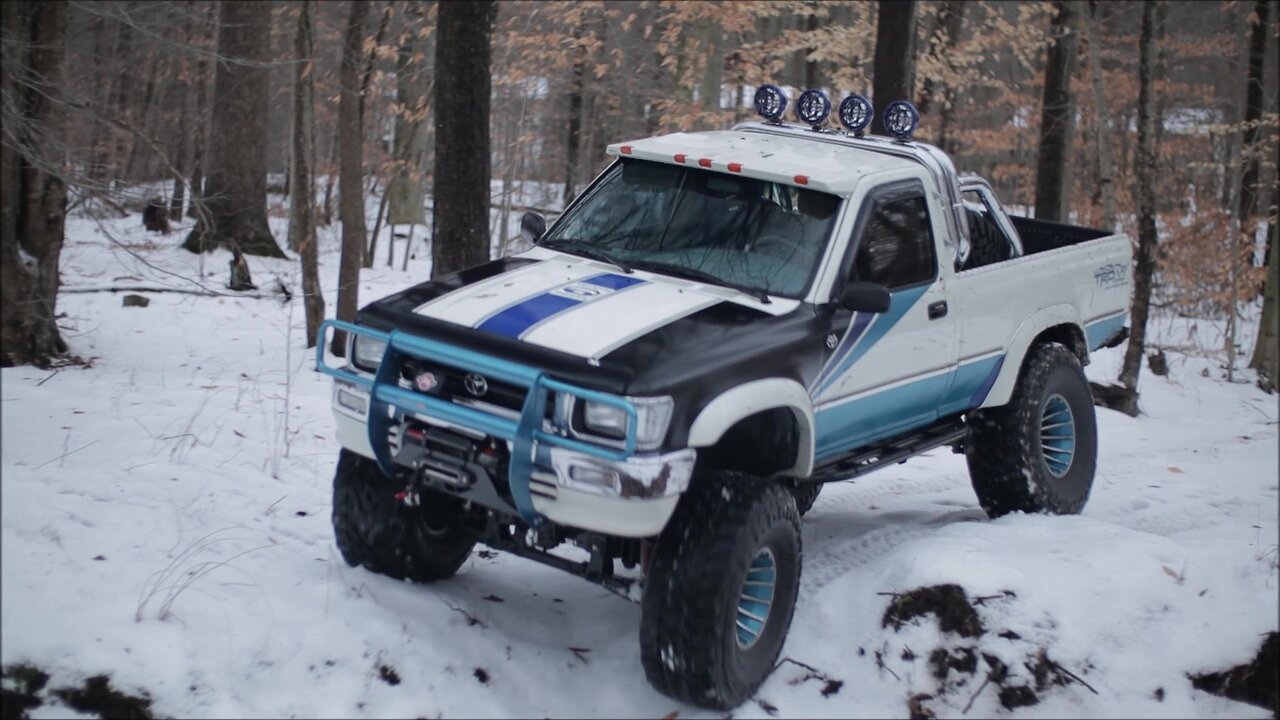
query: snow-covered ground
[{"left": 2, "top": 209, "right": 1276, "bottom": 719}]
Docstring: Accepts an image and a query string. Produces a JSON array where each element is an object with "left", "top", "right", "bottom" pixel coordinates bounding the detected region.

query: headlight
[
  {"left": 352, "top": 335, "right": 387, "bottom": 372},
  {"left": 579, "top": 396, "right": 673, "bottom": 451}
]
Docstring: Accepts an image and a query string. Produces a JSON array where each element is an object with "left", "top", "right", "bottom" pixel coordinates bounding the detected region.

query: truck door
[{"left": 810, "top": 180, "right": 958, "bottom": 463}]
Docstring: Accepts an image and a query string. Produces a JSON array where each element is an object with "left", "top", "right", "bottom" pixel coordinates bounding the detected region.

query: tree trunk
[
  {"left": 563, "top": 24, "right": 584, "bottom": 208},
  {"left": 183, "top": 1, "right": 285, "bottom": 259},
  {"left": 803, "top": 10, "right": 821, "bottom": 91},
  {"left": 1085, "top": 0, "right": 1115, "bottom": 231},
  {"left": 871, "top": 0, "right": 916, "bottom": 136},
  {"left": 433, "top": 1, "right": 495, "bottom": 279},
  {"left": 186, "top": 6, "right": 215, "bottom": 218},
  {"left": 386, "top": 3, "right": 430, "bottom": 231},
  {"left": 1, "top": 0, "right": 70, "bottom": 368},
  {"left": 332, "top": 0, "right": 371, "bottom": 356},
  {"left": 918, "top": 0, "right": 964, "bottom": 153},
  {"left": 701, "top": 19, "right": 723, "bottom": 112},
  {"left": 289, "top": 1, "right": 324, "bottom": 349},
  {"left": 1250, "top": 193, "right": 1279, "bottom": 391},
  {"left": 1034, "top": 0, "right": 1082, "bottom": 223},
  {"left": 1238, "top": 0, "right": 1269, "bottom": 253},
  {"left": 1115, "top": 0, "right": 1160, "bottom": 416}
]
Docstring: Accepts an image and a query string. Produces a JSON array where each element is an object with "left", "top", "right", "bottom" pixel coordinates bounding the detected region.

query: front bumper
[{"left": 321, "top": 320, "right": 693, "bottom": 537}]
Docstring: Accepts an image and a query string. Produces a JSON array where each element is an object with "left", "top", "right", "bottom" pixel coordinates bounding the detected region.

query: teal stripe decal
[{"left": 811, "top": 284, "right": 930, "bottom": 398}]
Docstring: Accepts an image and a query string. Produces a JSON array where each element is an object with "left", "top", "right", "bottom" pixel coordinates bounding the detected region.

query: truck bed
[{"left": 1010, "top": 215, "right": 1111, "bottom": 255}]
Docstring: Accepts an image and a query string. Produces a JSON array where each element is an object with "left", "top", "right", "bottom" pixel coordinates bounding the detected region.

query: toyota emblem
[{"left": 464, "top": 373, "right": 489, "bottom": 397}]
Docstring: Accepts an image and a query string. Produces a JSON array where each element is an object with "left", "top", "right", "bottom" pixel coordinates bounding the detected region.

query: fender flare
[
  {"left": 981, "top": 303, "right": 1086, "bottom": 408},
  {"left": 686, "top": 378, "right": 815, "bottom": 478}
]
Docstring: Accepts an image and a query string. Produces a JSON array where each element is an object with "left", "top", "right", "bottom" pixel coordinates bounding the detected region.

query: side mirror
[
  {"left": 838, "top": 281, "right": 891, "bottom": 313},
  {"left": 520, "top": 211, "right": 546, "bottom": 244}
]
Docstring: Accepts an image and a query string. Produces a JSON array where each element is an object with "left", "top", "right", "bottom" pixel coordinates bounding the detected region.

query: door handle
[{"left": 928, "top": 301, "right": 948, "bottom": 320}]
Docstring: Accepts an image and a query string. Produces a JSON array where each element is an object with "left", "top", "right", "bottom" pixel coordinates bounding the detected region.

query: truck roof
[{"left": 605, "top": 123, "right": 928, "bottom": 195}]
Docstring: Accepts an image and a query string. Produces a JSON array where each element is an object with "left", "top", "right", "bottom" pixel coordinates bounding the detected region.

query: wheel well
[
  {"left": 1033, "top": 323, "right": 1088, "bottom": 365},
  {"left": 697, "top": 407, "right": 798, "bottom": 477}
]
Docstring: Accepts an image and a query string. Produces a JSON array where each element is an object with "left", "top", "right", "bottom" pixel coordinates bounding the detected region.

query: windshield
[{"left": 541, "top": 159, "right": 841, "bottom": 299}]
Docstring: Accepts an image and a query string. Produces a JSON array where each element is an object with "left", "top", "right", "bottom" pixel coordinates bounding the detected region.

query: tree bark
[
  {"left": 1034, "top": 0, "right": 1082, "bottom": 223},
  {"left": 433, "top": 0, "right": 495, "bottom": 279},
  {"left": 332, "top": 0, "right": 371, "bottom": 356},
  {"left": 183, "top": 1, "right": 285, "bottom": 259},
  {"left": 1250, "top": 191, "right": 1279, "bottom": 391},
  {"left": 1115, "top": 0, "right": 1160, "bottom": 416},
  {"left": 290, "top": 1, "right": 324, "bottom": 349},
  {"left": 1085, "top": 0, "right": 1115, "bottom": 231},
  {"left": 1, "top": 0, "right": 70, "bottom": 368},
  {"left": 1238, "top": 0, "right": 1269, "bottom": 250},
  {"left": 871, "top": 0, "right": 916, "bottom": 136},
  {"left": 918, "top": 0, "right": 964, "bottom": 154},
  {"left": 386, "top": 3, "right": 430, "bottom": 237},
  {"left": 187, "top": 6, "right": 215, "bottom": 220},
  {"left": 563, "top": 24, "right": 584, "bottom": 208}
]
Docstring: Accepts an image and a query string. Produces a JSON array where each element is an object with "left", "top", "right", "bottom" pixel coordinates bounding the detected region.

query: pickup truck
[{"left": 316, "top": 88, "right": 1132, "bottom": 710}]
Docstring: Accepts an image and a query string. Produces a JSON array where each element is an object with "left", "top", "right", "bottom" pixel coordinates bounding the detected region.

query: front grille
[{"left": 400, "top": 359, "right": 553, "bottom": 419}]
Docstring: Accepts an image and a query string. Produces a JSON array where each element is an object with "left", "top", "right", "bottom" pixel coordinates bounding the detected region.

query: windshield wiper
[
  {"left": 628, "top": 260, "right": 772, "bottom": 304},
  {"left": 541, "top": 239, "right": 633, "bottom": 274}
]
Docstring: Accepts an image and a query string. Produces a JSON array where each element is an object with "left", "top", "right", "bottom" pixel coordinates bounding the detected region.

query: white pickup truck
[{"left": 317, "top": 87, "right": 1132, "bottom": 710}]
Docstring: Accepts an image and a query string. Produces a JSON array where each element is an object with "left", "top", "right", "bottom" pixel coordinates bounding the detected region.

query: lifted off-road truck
[{"left": 317, "top": 87, "right": 1132, "bottom": 709}]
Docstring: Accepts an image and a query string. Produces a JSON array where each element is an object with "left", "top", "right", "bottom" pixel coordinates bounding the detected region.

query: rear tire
[
  {"left": 640, "top": 472, "right": 801, "bottom": 709},
  {"left": 965, "top": 343, "right": 1097, "bottom": 518},
  {"left": 332, "top": 449, "right": 475, "bottom": 582}
]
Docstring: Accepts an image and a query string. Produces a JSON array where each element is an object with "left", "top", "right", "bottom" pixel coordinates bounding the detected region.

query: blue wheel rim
[
  {"left": 1040, "top": 393, "right": 1076, "bottom": 478},
  {"left": 736, "top": 547, "right": 776, "bottom": 649}
]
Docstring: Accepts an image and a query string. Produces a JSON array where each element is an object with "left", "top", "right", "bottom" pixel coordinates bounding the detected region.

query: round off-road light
[
  {"left": 883, "top": 100, "right": 920, "bottom": 140},
  {"left": 796, "top": 89, "right": 831, "bottom": 128},
  {"left": 753, "top": 84, "right": 788, "bottom": 123},
  {"left": 838, "top": 94, "right": 873, "bottom": 134}
]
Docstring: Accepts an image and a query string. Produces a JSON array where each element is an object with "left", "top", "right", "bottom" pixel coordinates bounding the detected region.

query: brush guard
[{"left": 316, "top": 319, "right": 639, "bottom": 527}]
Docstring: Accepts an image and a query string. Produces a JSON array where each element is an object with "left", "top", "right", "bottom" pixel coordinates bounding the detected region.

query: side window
[{"left": 851, "top": 194, "right": 936, "bottom": 290}]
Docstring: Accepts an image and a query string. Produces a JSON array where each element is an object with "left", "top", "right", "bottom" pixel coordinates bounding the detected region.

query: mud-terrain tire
[
  {"left": 791, "top": 483, "right": 821, "bottom": 516},
  {"left": 965, "top": 343, "right": 1097, "bottom": 518},
  {"left": 332, "top": 449, "right": 475, "bottom": 582},
  {"left": 640, "top": 472, "right": 801, "bottom": 709}
]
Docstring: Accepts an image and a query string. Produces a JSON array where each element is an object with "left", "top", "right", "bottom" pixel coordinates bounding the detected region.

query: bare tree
[
  {"left": 917, "top": 0, "right": 965, "bottom": 154},
  {"left": 290, "top": 0, "right": 324, "bottom": 349},
  {"left": 1250, "top": 203, "right": 1278, "bottom": 391},
  {"left": 331, "top": 0, "right": 371, "bottom": 356},
  {"left": 1114, "top": 0, "right": 1161, "bottom": 417},
  {"left": 432, "top": 0, "right": 495, "bottom": 279},
  {"left": 1085, "top": 0, "right": 1115, "bottom": 231},
  {"left": 383, "top": 2, "right": 430, "bottom": 268},
  {"left": 1034, "top": 0, "right": 1082, "bottom": 223},
  {"left": 183, "top": 0, "right": 285, "bottom": 259},
  {"left": 1238, "top": 0, "right": 1269, "bottom": 248},
  {"left": 1, "top": 0, "right": 70, "bottom": 368},
  {"left": 871, "top": 0, "right": 916, "bottom": 136}
]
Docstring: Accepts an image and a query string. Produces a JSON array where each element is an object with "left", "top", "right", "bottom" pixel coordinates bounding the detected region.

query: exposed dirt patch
[
  {"left": 882, "top": 584, "right": 985, "bottom": 638},
  {"left": 1190, "top": 632, "right": 1278, "bottom": 718},
  {"left": 378, "top": 664, "right": 401, "bottom": 686},
  {"left": 883, "top": 585, "right": 1095, "bottom": 717},
  {"left": 1, "top": 663, "right": 50, "bottom": 719},
  {"left": 52, "top": 674, "right": 153, "bottom": 719}
]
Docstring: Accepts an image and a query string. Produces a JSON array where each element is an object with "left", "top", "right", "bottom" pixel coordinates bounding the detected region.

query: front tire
[
  {"left": 791, "top": 483, "right": 821, "bottom": 516},
  {"left": 965, "top": 343, "right": 1098, "bottom": 517},
  {"left": 332, "top": 449, "right": 475, "bottom": 582},
  {"left": 640, "top": 472, "right": 801, "bottom": 709}
]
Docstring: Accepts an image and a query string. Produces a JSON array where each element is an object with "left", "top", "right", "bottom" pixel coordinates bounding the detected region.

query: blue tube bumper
[{"left": 317, "top": 319, "right": 680, "bottom": 528}]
